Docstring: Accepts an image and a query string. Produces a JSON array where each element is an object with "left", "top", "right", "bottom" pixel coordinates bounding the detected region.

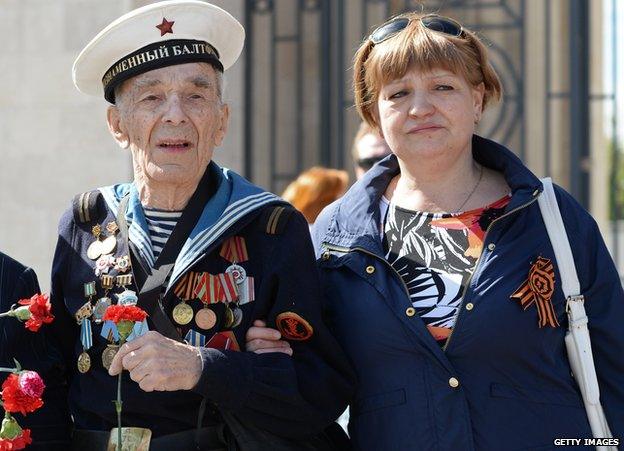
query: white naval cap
[{"left": 72, "top": 0, "right": 245, "bottom": 103}]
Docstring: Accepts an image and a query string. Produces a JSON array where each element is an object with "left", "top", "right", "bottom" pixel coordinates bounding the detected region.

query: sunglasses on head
[{"left": 369, "top": 14, "right": 463, "bottom": 46}]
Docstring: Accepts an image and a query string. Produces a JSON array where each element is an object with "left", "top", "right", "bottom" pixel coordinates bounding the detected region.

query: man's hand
[
  {"left": 245, "top": 320, "right": 292, "bottom": 355},
  {"left": 108, "top": 331, "right": 202, "bottom": 392}
]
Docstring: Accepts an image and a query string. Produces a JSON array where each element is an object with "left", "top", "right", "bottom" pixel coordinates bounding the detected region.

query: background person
[
  {"left": 247, "top": 12, "right": 624, "bottom": 450},
  {"left": 0, "top": 252, "right": 69, "bottom": 449},
  {"left": 351, "top": 122, "right": 392, "bottom": 180},
  {"left": 282, "top": 167, "right": 349, "bottom": 225}
]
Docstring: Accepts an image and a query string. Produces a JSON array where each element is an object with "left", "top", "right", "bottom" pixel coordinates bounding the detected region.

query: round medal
[
  {"left": 77, "top": 352, "right": 91, "bottom": 373},
  {"left": 100, "top": 235, "right": 117, "bottom": 255},
  {"left": 232, "top": 307, "right": 243, "bottom": 328},
  {"left": 223, "top": 305, "right": 235, "bottom": 329},
  {"left": 195, "top": 308, "right": 217, "bottom": 330},
  {"left": 87, "top": 240, "right": 103, "bottom": 260},
  {"left": 102, "top": 344, "right": 119, "bottom": 371},
  {"left": 225, "top": 264, "right": 246, "bottom": 284},
  {"left": 172, "top": 302, "right": 194, "bottom": 325},
  {"left": 93, "top": 297, "right": 112, "bottom": 322}
]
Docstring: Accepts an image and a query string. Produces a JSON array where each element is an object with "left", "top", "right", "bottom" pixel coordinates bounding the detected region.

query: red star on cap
[{"left": 156, "top": 18, "right": 175, "bottom": 36}]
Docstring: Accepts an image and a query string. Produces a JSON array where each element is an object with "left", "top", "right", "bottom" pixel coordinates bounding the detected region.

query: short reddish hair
[
  {"left": 353, "top": 12, "right": 502, "bottom": 130},
  {"left": 282, "top": 167, "right": 349, "bottom": 224}
]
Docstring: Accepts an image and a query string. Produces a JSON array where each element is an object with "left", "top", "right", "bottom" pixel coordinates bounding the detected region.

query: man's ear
[
  {"left": 213, "top": 103, "right": 230, "bottom": 147},
  {"left": 107, "top": 106, "right": 129, "bottom": 149}
]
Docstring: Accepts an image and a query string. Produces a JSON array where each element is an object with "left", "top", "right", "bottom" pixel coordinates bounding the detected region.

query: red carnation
[
  {"left": 102, "top": 305, "right": 147, "bottom": 324},
  {"left": 17, "top": 293, "right": 54, "bottom": 332},
  {"left": 1, "top": 374, "right": 43, "bottom": 415},
  {"left": 18, "top": 371, "right": 45, "bottom": 399},
  {"left": 0, "top": 428, "right": 32, "bottom": 450}
]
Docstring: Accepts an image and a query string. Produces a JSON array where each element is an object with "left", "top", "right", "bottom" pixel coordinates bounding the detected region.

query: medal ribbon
[
  {"left": 194, "top": 273, "right": 220, "bottom": 304},
  {"left": 218, "top": 272, "right": 239, "bottom": 302},
  {"left": 510, "top": 257, "right": 559, "bottom": 328},
  {"left": 219, "top": 236, "right": 249, "bottom": 263},
  {"left": 185, "top": 329, "right": 207, "bottom": 347},
  {"left": 174, "top": 272, "right": 197, "bottom": 301},
  {"left": 81, "top": 319, "right": 93, "bottom": 350}
]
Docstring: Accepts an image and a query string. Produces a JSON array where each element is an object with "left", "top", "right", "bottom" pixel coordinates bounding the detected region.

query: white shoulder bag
[{"left": 538, "top": 177, "right": 616, "bottom": 450}]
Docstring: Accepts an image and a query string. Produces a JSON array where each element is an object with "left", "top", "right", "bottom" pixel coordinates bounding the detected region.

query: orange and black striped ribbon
[
  {"left": 219, "top": 236, "right": 249, "bottom": 263},
  {"left": 510, "top": 257, "right": 559, "bottom": 328},
  {"left": 174, "top": 272, "right": 197, "bottom": 301}
]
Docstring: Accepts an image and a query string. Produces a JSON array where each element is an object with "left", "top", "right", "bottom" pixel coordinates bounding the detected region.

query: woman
[
  {"left": 282, "top": 167, "right": 349, "bottom": 225},
  {"left": 247, "top": 13, "right": 624, "bottom": 450}
]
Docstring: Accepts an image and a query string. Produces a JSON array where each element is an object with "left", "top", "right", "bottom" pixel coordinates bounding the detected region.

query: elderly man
[{"left": 47, "top": 1, "right": 353, "bottom": 449}]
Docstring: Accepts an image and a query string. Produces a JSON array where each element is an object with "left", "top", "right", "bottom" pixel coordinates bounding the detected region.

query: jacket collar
[
  {"left": 322, "top": 135, "right": 543, "bottom": 253},
  {"left": 99, "top": 162, "right": 282, "bottom": 290}
]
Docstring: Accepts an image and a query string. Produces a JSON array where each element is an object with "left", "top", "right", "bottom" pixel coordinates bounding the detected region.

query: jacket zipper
[{"left": 442, "top": 195, "right": 540, "bottom": 351}]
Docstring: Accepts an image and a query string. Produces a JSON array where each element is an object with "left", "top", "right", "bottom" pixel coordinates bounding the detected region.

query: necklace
[{"left": 454, "top": 164, "right": 483, "bottom": 213}]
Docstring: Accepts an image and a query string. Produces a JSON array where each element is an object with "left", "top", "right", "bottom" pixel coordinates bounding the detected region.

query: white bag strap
[{"left": 537, "top": 178, "right": 581, "bottom": 297}]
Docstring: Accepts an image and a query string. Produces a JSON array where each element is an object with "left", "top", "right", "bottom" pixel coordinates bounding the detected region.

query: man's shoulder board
[
  {"left": 72, "top": 190, "right": 103, "bottom": 224},
  {"left": 260, "top": 204, "right": 296, "bottom": 235}
]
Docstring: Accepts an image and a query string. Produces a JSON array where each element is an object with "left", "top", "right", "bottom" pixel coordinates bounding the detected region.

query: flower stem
[
  {"left": 115, "top": 337, "right": 126, "bottom": 451},
  {"left": 0, "top": 368, "right": 17, "bottom": 373},
  {"left": 117, "top": 370, "right": 122, "bottom": 451}
]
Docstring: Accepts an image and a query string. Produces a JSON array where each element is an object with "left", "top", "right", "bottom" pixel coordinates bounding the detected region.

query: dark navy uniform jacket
[
  {"left": 46, "top": 163, "right": 354, "bottom": 440},
  {"left": 312, "top": 136, "right": 624, "bottom": 451},
  {"left": 0, "top": 252, "right": 70, "bottom": 449}
]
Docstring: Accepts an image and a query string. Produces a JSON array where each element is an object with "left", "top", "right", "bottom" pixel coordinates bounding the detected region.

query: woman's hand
[{"left": 245, "top": 319, "right": 293, "bottom": 355}]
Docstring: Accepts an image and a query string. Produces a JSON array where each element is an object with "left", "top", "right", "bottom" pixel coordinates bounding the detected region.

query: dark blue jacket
[
  {"left": 47, "top": 163, "right": 354, "bottom": 444},
  {"left": 312, "top": 136, "right": 624, "bottom": 451}
]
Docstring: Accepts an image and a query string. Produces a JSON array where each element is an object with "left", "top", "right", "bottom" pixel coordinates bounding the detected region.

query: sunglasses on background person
[{"left": 357, "top": 155, "right": 389, "bottom": 171}]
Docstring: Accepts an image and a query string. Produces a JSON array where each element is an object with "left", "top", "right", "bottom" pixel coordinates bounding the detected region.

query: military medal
[
  {"left": 172, "top": 302, "right": 193, "bottom": 325},
  {"left": 116, "top": 274, "right": 133, "bottom": 287},
  {"left": 223, "top": 305, "right": 235, "bottom": 329},
  {"left": 114, "top": 255, "right": 132, "bottom": 273},
  {"left": 225, "top": 264, "right": 246, "bottom": 284},
  {"left": 93, "top": 297, "right": 112, "bottom": 322},
  {"left": 77, "top": 352, "right": 91, "bottom": 374},
  {"left": 75, "top": 301, "right": 93, "bottom": 323},
  {"left": 94, "top": 275, "right": 114, "bottom": 323},
  {"left": 118, "top": 289, "right": 138, "bottom": 306},
  {"left": 195, "top": 308, "right": 217, "bottom": 330},
  {"left": 87, "top": 225, "right": 105, "bottom": 260},
  {"left": 231, "top": 306, "right": 243, "bottom": 328},
  {"left": 77, "top": 317, "right": 93, "bottom": 373},
  {"left": 95, "top": 254, "right": 115, "bottom": 277},
  {"left": 102, "top": 344, "right": 120, "bottom": 371},
  {"left": 100, "top": 222, "right": 119, "bottom": 255}
]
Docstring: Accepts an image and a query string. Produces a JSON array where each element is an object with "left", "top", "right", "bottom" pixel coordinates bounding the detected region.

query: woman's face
[{"left": 376, "top": 67, "right": 484, "bottom": 166}]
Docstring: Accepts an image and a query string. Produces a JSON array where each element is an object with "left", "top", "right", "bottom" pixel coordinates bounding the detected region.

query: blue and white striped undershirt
[{"left": 143, "top": 208, "right": 182, "bottom": 260}]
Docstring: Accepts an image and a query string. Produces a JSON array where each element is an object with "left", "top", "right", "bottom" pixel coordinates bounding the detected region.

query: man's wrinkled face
[{"left": 107, "top": 63, "right": 229, "bottom": 185}]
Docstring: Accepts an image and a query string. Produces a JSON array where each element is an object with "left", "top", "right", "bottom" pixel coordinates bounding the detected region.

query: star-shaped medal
[{"left": 156, "top": 18, "right": 175, "bottom": 36}]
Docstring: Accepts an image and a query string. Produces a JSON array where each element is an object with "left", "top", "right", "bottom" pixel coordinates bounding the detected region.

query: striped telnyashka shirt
[{"left": 143, "top": 208, "right": 183, "bottom": 261}]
